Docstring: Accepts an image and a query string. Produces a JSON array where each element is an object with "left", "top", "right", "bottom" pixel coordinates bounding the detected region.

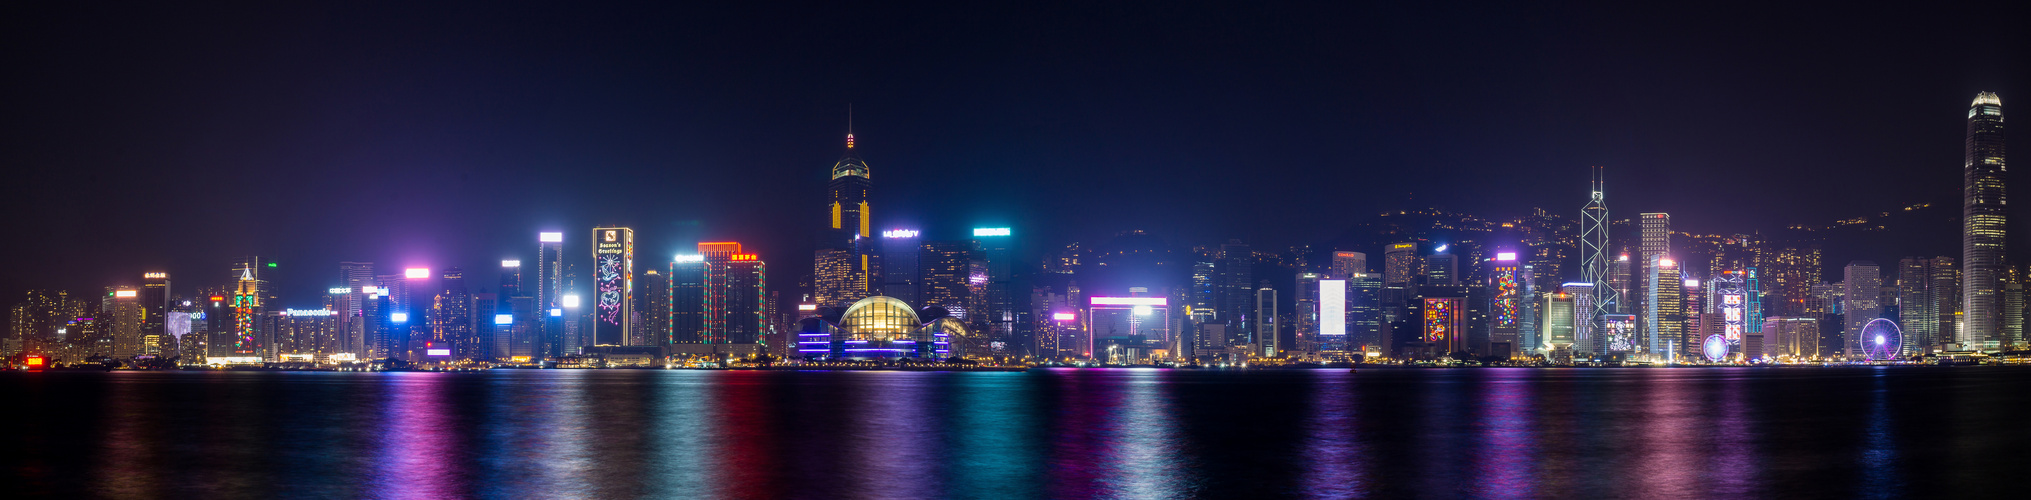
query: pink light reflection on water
[
  {"left": 1710, "top": 370, "right": 1761, "bottom": 496},
  {"left": 1633, "top": 370, "right": 1702, "bottom": 498},
  {"left": 1044, "top": 369, "right": 1191, "bottom": 499},
  {"left": 840, "top": 372, "right": 939, "bottom": 498},
  {"left": 1470, "top": 368, "right": 1538, "bottom": 497},
  {"left": 1301, "top": 370, "right": 1367, "bottom": 497},
  {"left": 370, "top": 373, "right": 461, "bottom": 500}
]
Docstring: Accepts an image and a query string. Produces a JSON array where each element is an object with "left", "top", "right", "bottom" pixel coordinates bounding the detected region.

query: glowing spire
[{"left": 846, "top": 103, "right": 855, "bottom": 149}]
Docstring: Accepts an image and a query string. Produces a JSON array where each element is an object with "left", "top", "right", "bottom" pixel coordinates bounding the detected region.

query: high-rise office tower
[
  {"left": 1383, "top": 242, "right": 1419, "bottom": 297},
  {"left": 698, "top": 242, "right": 769, "bottom": 346},
  {"left": 1645, "top": 256, "right": 1682, "bottom": 361},
  {"left": 1963, "top": 92, "right": 2007, "bottom": 349},
  {"left": 1216, "top": 241, "right": 1257, "bottom": 340},
  {"left": 1639, "top": 213, "right": 1672, "bottom": 266},
  {"left": 880, "top": 229, "right": 922, "bottom": 306},
  {"left": 140, "top": 272, "right": 169, "bottom": 356},
  {"left": 1423, "top": 251, "right": 1459, "bottom": 287},
  {"left": 1562, "top": 282, "right": 1596, "bottom": 354},
  {"left": 1610, "top": 253, "right": 1633, "bottom": 313},
  {"left": 816, "top": 118, "right": 875, "bottom": 309},
  {"left": 499, "top": 259, "right": 523, "bottom": 298},
  {"left": 1581, "top": 166, "right": 1618, "bottom": 325},
  {"left": 108, "top": 287, "right": 141, "bottom": 358},
  {"left": 1636, "top": 213, "right": 1670, "bottom": 328},
  {"left": 1297, "top": 273, "right": 1321, "bottom": 356},
  {"left": 1487, "top": 253, "right": 1531, "bottom": 358},
  {"left": 431, "top": 268, "right": 475, "bottom": 359},
  {"left": 10, "top": 290, "right": 70, "bottom": 357},
  {"left": 591, "top": 227, "right": 634, "bottom": 346},
  {"left": 1349, "top": 273, "right": 1383, "bottom": 353},
  {"left": 671, "top": 254, "right": 707, "bottom": 344},
  {"left": 920, "top": 240, "right": 979, "bottom": 320},
  {"left": 638, "top": 269, "right": 669, "bottom": 346},
  {"left": 1329, "top": 251, "right": 1367, "bottom": 279},
  {"left": 1899, "top": 257, "right": 1956, "bottom": 353},
  {"left": 232, "top": 263, "right": 263, "bottom": 359},
  {"left": 974, "top": 227, "right": 1021, "bottom": 356},
  {"left": 1843, "top": 261, "right": 1883, "bottom": 358},
  {"left": 537, "top": 231, "right": 565, "bottom": 357},
  {"left": 1256, "top": 287, "right": 1278, "bottom": 357},
  {"left": 1543, "top": 291, "right": 1576, "bottom": 355}
]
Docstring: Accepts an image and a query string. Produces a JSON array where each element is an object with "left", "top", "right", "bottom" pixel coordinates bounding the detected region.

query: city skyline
[
  {"left": 4, "top": 2, "right": 2025, "bottom": 305},
  {"left": 2, "top": 89, "right": 2011, "bottom": 365}
]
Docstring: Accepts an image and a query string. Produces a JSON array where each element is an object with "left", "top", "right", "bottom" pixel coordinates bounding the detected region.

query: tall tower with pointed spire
[
  {"left": 1581, "top": 166, "right": 1617, "bottom": 345},
  {"left": 1962, "top": 92, "right": 2007, "bottom": 349},
  {"left": 816, "top": 107, "right": 875, "bottom": 308}
]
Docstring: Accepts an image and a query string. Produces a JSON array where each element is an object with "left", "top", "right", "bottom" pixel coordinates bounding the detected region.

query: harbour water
[{"left": 5, "top": 367, "right": 2028, "bottom": 498}]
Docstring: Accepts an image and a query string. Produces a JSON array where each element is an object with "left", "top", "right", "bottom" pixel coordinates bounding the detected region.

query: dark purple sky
[{"left": 4, "top": 1, "right": 2024, "bottom": 306}]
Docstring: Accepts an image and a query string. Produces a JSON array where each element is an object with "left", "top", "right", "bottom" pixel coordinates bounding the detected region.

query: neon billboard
[
  {"left": 1320, "top": 279, "right": 1346, "bottom": 336},
  {"left": 1491, "top": 266, "right": 1520, "bottom": 327},
  {"left": 1091, "top": 297, "right": 1167, "bottom": 306},
  {"left": 592, "top": 227, "right": 633, "bottom": 345},
  {"left": 1603, "top": 314, "right": 1636, "bottom": 352},
  {"left": 1423, "top": 297, "right": 1461, "bottom": 344}
]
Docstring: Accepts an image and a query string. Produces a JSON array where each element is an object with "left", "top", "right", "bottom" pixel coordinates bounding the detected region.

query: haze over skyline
[{"left": 4, "top": 2, "right": 2024, "bottom": 304}]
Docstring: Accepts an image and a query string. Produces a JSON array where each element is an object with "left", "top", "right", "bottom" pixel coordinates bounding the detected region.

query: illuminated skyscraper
[
  {"left": 1844, "top": 261, "right": 1882, "bottom": 358},
  {"left": 109, "top": 287, "right": 141, "bottom": 358},
  {"left": 1899, "top": 256, "right": 1956, "bottom": 353},
  {"left": 1257, "top": 287, "right": 1278, "bottom": 357},
  {"left": 639, "top": 269, "right": 669, "bottom": 347},
  {"left": 816, "top": 116, "right": 875, "bottom": 308},
  {"left": 699, "top": 242, "right": 768, "bottom": 348},
  {"left": 1382, "top": 242, "right": 1418, "bottom": 308},
  {"left": 920, "top": 240, "right": 979, "bottom": 320},
  {"left": 974, "top": 228, "right": 1021, "bottom": 357},
  {"left": 1581, "top": 166, "right": 1619, "bottom": 324},
  {"left": 537, "top": 231, "right": 565, "bottom": 357},
  {"left": 1645, "top": 256, "right": 1682, "bottom": 361},
  {"left": 591, "top": 227, "right": 634, "bottom": 346},
  {"left": 1561, "top": 283, "right": 1596, "bottom": 354},
  {"left": 1329, "top": 251, "right": 1367, "bottom": 279},
  {"left": 140, "top": 272, "right": 169, "bottom": 356},
  {"left": 1543, "top": 292, "right": 1575, "bottom": 356},
  {"left": 1486, "top": 252, "right": 1531, "bottom": 358},
  {"left": 880, "top": 229, "right": 922, "bottom": 306},
  {"left": 1423, "top": 251, "right": 1459, "bottom": 287},
  {"left": 1963, "top": 92, "right": 2007, "bottom": 349},
  {"left": 232, "top": 264, "right": 262, "bottom": 359},
  {"left": 430, "top": 268, "right": 476, "bottom": 359},
  {"left": 10, "top": 290, "right": 69, "bottom": 357},
  {"left": 670, "top": 254, "right": 707, "bottom": 344}
]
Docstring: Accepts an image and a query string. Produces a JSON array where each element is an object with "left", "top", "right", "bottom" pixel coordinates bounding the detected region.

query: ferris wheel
[
  {"left": 1860, "top": 318, "right": 1904, "bottom": 361},
  {"left": 1702, "top": 334, "right": 1729, "bottom": 363}
]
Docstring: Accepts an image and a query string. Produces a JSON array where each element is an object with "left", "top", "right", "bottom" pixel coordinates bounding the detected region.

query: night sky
[{"left": 4, "top": 2, "right": 2024, "bottom": 306}]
